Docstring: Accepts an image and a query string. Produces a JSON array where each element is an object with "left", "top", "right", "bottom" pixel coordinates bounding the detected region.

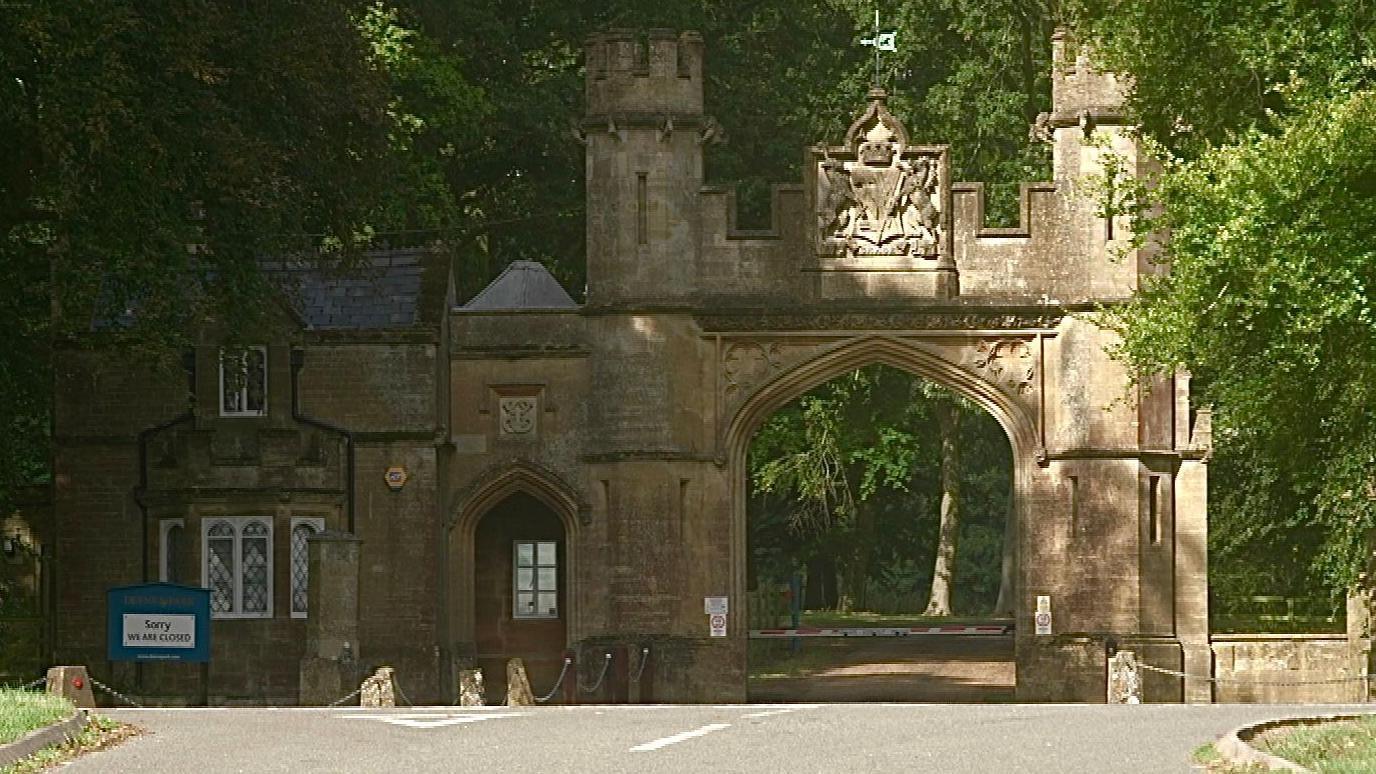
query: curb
[
  {"left": 0, "top": 710, "right": 89, "bottom": 768},
  {"left": 1214, "top": 712, "right": 1376, "bottom": 773}
]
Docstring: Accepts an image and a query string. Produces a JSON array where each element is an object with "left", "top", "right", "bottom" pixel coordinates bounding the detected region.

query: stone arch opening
[
  {"left": 447, "top": 463, "right": 583, "bottom": 702},
  {"left": 725, "top": 336, "right": 1038, "bottom": 698}
]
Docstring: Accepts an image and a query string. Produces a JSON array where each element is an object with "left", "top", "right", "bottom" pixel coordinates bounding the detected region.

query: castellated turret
[
  {"left": 583, "top": 30, "right": 706, "bottom": 306},
  {"left": 1046, "top": 28, "right": 1135, "bottom": 190}
]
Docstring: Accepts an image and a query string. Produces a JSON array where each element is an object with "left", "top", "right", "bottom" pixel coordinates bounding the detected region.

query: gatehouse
[{"left": 52, "top": 29, "right": 1209, "bottom": 703}]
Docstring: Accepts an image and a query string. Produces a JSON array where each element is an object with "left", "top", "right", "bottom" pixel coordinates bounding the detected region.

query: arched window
[
  {"left": 202, "top": 517, "right": 274, "bottom": 618},
  {"left": 220, "top": 346, "right": 268, "bottom": 416},
  {"left": 289, "top": 518, "right": 324, "bottom": 618},
  {"left": 159, "top": 519, "right": 185, "bottom": 584}
]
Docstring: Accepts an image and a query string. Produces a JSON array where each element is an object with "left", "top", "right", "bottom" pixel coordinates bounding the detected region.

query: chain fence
[
  {"left": 327, "top": 686, "right": 363, "bottom": 708},
  {"left": 1136, "top": 661, "right": 1376, "bottom": 688},
  {"left": 534, "top": 657, "right": 572, "bottom": 704},
  {"left": 630, "top": 646, "right": 651, "bottom": 685},
  {"left": 88, "top": 676, "right": 145, "bottom": 708},
  {"left": 578, "top": 652, "right": 613, "bottom": 694}
]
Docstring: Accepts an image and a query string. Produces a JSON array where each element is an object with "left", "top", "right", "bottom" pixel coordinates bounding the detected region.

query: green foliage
[
  {"left": 2, "top": 0, "right": 1055, "bottom": 511},
  {"left": 1066, "top": 0, "right": 1374, "bottom": 156},
  {"left": 0, "top": 0, "right": 486, "bottom": 510},
  {"left": 1257, "top": 714, "right": 1376, "bottom": 774},
  {"left": 748, "top": 365, "right": 1012, "bottom": 615},
  {"left": 1102, "top": 90, "right": 1376, "bottom": 593},
  {"left": 1070, "top": 0, "right": 1376, "bottom": 598},
  {"left": 0, "top": 689, "right": 73, "bottom": 745}
]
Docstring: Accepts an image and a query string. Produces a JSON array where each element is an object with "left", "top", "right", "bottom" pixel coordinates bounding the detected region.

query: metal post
[
  {"left": 639, "top": 646, "right": 654, "bottom": 704},
  {"left": 562, "top": 650, "right": 577, "bottom": 705},
  {"left": 789, "top": 573, "right": 802, "bottom": 655}
]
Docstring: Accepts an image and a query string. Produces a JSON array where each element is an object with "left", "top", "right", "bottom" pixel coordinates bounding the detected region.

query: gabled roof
[
  {"left": 268, "top": 248, "right": 449, "bottom": 330},
  {"left": 461, "top": 261, "right": 577, "bottom": 311},
  {"left": 90, "top": 247, "right": 451, "bottom": 333}
]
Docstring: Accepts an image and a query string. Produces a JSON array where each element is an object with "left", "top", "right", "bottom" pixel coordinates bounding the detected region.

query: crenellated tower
[{"left": 583, "top": 29, "right": 706, "bottom": 306}]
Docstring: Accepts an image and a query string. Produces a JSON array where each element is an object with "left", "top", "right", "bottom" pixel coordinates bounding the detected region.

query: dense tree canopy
[
  {"left": 1068, "top": 0, "right": 1376, "bottom": 599},
  {"left": 16, "top": 0, "right": 1366, "bottom": 622},
  {"left": 0, "top": 1, "right": 486, "bottom": 507},
  {"left": 1, "top": 0, "right": 1055, "bottom": 512},
  {"left": 749, "top": 366, "right": 1013, "bottom": 615}
]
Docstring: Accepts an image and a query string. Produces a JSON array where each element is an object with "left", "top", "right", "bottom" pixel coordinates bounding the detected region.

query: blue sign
[{"left": 107, "top": 583, "right": 211, "bottom": 663}]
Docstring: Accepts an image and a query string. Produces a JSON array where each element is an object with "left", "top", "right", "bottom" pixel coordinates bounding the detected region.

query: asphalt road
[{"left": 69, "top": 703, "right": 1373, "bottom": 773}]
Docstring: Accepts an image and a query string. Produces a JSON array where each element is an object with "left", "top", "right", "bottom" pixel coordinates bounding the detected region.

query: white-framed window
[
  {"left": 513, "top": 540, "right": 558, "bottom": 619},
  {"left": 202, "top": 517, "right": 273, "bottom": 618},
  {"left": 289, "top": 517, "right": 325, "bottom": 618},
  {"left": 159, "top": 518, "right": 185, "bottom": 583},
  {"left": 219, "top": 346, "right": 267, "bottom": 416}
]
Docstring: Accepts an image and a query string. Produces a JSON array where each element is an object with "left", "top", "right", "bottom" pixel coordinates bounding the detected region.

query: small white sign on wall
[
  {"left": 709, "top": 613, "right": 727, "bottom": 637},
  {"left": 1034, "top": 595, "right": 1052, "bottom": 635},
  {"left": 704, "top": 596, "right": 729, "bottom": 615},
  {"left": 122, "top": 613, "right": 196, "bottom": 648}
]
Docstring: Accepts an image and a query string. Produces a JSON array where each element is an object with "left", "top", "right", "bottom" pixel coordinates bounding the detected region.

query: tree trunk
[
  {"left": 993, "top": 478, "right": 1016, "bottom": 616},
  {"left": 849, "top": 505, "right": 876, "bottom": 611},
  {"left": 925, "top": 402, "right": 961, "bottom": 616}
]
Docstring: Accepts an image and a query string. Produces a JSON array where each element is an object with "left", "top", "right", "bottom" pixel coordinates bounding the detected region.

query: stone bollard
[
  {"left": 1107, "top": 650, "right": 1142, "bottom": 704},
  {"left": 46, "top": 666, "right": 96, "bottom": 709},
  {"left": 457, "top": 668, "right": 485, "bottom": 707},
  {"left": 505, "top": 659, "right": 535, "bottom": 707},
  {"left": 360, "top": 667, "right": 396, "bottom": 708}
]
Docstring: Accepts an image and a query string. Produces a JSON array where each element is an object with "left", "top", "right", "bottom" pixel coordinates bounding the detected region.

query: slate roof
[
  {"left": 461, "top": 261, "right": 578, "bottom": 311},
  {"left": 267, "top": 248, "right": 448, "bottom": 330},
  {"left": 90, "top": 247, "right": 450, "bottom": 332}
]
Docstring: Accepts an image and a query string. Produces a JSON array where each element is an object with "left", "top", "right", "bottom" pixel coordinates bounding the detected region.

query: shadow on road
[{"left": 748, "top": 634, "right": 1015, "bottom": 703}]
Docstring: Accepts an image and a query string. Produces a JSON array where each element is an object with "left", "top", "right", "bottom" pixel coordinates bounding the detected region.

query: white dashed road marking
[
  {"left": 629, "top": 723, "right": 732, "bottom": 752},
  {"left": 740, "top": 708, "right": 797, "bottom": 719},
  {"left": 342, "top": 712, "right": 526, "bottom": 729}
]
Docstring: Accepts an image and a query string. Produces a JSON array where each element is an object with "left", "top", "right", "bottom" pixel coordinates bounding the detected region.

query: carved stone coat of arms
[{"left": 810, "top": 89, "right": 951, "bottom": 268}]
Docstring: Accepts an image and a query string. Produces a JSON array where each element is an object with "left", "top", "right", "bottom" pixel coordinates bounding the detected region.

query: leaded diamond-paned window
[
  {"left": 202, "top": 517, "right": 273, "bottom": 618},
  {"left": 289, "top": 518, "right": 324, "bottom": 618},
  {"left": 513, "top": 540, "right": 558, "bottom": 619},
  {"left": 207, "top": 521, "right": 235, "bottom": 614},
  {"left": 241, "top": 521, "right": 269, "bottom": 613}
]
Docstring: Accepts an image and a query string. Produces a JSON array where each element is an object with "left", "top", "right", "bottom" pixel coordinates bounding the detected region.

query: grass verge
[
  {"left": 1256, "top": 715, "right": 1376, "bottom": 773},
  {"left": 1190, "top": 741, "right": 1268, "bottom": 773},
  {"left": 0, "top": 714, "right": 138, "bottom": 774},
  {"left": 0, "top": 690, "right": 72, "bottom": 745}
]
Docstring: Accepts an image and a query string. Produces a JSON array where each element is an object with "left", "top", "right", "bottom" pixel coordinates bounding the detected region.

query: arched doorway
[
  {"left": 472, "top": 492, "right": 568, "bottom": 704},
  {"left": 743, "top": 363, "right": 1016, "bottom": 701},
  {"left": 724, "top": 336, "right": 1041, "bottom": 699}
]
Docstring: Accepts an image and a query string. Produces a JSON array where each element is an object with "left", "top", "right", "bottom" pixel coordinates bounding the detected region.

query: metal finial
[{"left": 860, "top": 8, "right": 897, "bottom": 88}]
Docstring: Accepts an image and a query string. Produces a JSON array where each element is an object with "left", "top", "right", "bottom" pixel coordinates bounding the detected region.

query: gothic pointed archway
[
  {"left": 721, "top": 334, "right": 1043, "bottom": 696},
  {"left": 445, "top": 461, "right": 586, "bottom": 700}
]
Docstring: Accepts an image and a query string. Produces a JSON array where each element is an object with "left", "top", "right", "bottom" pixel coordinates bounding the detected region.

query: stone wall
[
  {"left": 1212, "top": 636, "right": 1370, "bottom": 703},
  {"left": 52, "top": 332, "right": 446, "bottom": 704}
]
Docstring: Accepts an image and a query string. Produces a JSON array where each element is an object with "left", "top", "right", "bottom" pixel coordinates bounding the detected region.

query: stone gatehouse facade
[{"left": 53, "top": 29, "right": 1210, "bottom": 704}]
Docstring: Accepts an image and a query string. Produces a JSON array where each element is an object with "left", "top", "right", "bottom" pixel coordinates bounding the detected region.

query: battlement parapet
[
  {"left": 585, "top": 29, "right": 704, "bottom": 119},
  {"left": 1049, "top": 27, "right": 1129, "bottom": 128}
]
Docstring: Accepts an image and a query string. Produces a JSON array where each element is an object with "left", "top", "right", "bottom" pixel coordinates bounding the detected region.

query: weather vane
[{"left": 860, "top": 9, "right": 897, "bottom": 88}]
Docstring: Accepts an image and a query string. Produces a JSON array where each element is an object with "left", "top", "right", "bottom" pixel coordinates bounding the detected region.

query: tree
[
  {"left": 3, "top": 0, "right": 1059, "bottom": 516},
  {"left": 923, "top": 398, "right": 961, "bottom": 615},
  {"left": 1067, "top": 0, "right": 1376, "bottom": 595},
  {"left": 0, "top": 1, "right": 487, "bottom": 509},
  {"left": 750, "top": 366, "right": 1013, "bottom": 616}
]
